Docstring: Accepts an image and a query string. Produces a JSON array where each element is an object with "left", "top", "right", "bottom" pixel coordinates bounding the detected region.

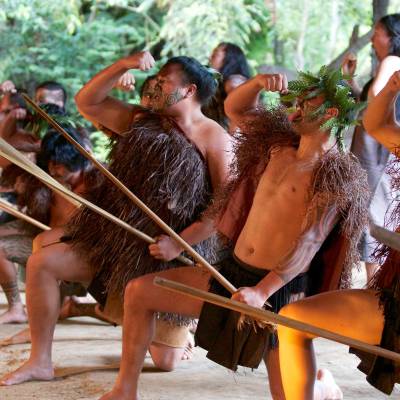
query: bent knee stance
[
  {"left": 26, "top": 252, "right": 50, "bottom": 276},
  {"left": 278, "top": 303, "right": 310, "bottom": 339},
  {"left": 124, "top": 276, "right": 153, "bottom": 307}
]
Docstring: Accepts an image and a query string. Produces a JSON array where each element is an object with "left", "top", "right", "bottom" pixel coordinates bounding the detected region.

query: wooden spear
[
  {"left": 154, "top": 277, "right": 400, "bottom": 363},
  {"left": 0, "top": 198, "right": 50, "bottom": 231},
  {"left": 23, "top": 95, "right": 237, "bottom": 294},
  {"left": 0, "top": 137, "right": 192, "bottom": 265}
]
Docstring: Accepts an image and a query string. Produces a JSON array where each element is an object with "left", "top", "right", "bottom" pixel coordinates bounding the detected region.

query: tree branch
[{"left": 327, "top": 27, "right": 372, "bottom": 70}]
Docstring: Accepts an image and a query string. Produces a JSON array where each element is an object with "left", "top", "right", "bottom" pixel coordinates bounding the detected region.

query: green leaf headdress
[{"left": 282, "top": 65, "right": 366, "bottom": 152}]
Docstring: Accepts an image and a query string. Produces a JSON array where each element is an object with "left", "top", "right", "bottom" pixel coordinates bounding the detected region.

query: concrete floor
[{"left": 0, "top": 275, "right": 398, "bottom": 399}]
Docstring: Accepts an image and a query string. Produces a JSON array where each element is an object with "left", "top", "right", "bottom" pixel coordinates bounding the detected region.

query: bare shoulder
[
  {"left": 380, "top": 55, "right": 400, "bottom": 69},
  {"left": 197, "top": 117, "right": 233, "bottom": 151}
]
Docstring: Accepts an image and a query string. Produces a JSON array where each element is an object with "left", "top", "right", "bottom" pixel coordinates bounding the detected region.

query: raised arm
[
  {"left": 75, "top": 51, "right": 155, "bottom": 135},
  {"left": 224, "top": 74, "right": 288, "bottom": 131},
  {"left": 363, "top": 70, "right": 400, "bottom": 154},
  {"left": 0, "top": 108, "right": 28, "bottom": 168}
]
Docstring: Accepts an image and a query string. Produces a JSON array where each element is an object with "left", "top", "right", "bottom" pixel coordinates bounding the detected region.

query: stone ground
[{"left": 0, "top": 267, "right": 398, "bottom": 400}]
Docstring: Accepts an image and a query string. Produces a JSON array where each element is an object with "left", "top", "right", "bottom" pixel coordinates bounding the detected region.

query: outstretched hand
[
  {"left": 148, "top": 234, "right": 183, "bottom": 262},
  {"left": 256, "top": 73, "right": 288, "bottom": 93},
  {"left": 120, "top": 51, "right": 155, "bottom": 71}
]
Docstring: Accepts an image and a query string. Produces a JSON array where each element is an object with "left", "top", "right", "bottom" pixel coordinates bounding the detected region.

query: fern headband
[{"left": 282, "top": 66, "right": 365, "bottom": 151}]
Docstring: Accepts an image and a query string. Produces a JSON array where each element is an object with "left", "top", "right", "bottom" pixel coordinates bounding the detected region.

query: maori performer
[
  {"left": 94, "top": 67, "right": 369, "bottom": 400},
  {"left": 0, "top": 51, "right": 232, "bottom": 385},
  {"left": 277, "top": 71, "right": 400, "bottom": 400},
  {"left": 0, "top": 126, "right": 92, "bottom": 324}
]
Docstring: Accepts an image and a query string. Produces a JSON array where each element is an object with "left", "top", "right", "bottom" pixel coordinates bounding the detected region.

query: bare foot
[
  {"left": 316, "top": 369, "right": 343, "bottom": 400},
  {"left": 58, "top": 296, "right": 73, "bottom": 320},
  {"left": 59, "top": 298, "right": 114, "bottom": 325},
  {"left": 0, "top": 327, "right": 31, "bottom": 347},
  {"left": 0, "top": 304, "right": 27, "bottom": 324},
  {"left": 0, "top": 361, "right": 54, "bottom": 385},
  {"left": 181, "top": 333, "right": 194, "bottom": 361}
]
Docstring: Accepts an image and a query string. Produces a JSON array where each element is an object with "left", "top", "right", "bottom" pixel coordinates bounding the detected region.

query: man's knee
[
  {"left": 278, "top": 303, "right": 310, "bottom": 339},
  {"left": 124, "top": 276, "right": 151, "bottom": 306},
  {"left": 150, "top": 343, "right": 181, "bottom": 372},
  {"left": 26, "top": 251, "right": 49, "bottom": 276},
  {"left": 279, "top": 302, "right": 304, "bottom": 320}
]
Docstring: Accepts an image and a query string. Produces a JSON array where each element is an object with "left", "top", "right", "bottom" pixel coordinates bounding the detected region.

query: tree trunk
[
  {"left": 373, "top": 0, "right": 389, "bottom": 23},
  {"left": 327, "top": 0, "right": 340, "bottom": 63},
  {"left": 265, "top": 0, "right": 285, "bottom": 65},
  {"left": 295, "top": 0, "right": 310, "bottom": 69},
  {"left": 327, "top": 27, "right": 373, "bottom": 70}
]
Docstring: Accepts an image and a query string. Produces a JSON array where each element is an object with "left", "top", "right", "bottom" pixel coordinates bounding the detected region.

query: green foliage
[
  {"left": 0, "top": 0, "right": 381, "bottom": 158},
  {"left": 158, "top": 0, "right": 269, "bottom": 63}
]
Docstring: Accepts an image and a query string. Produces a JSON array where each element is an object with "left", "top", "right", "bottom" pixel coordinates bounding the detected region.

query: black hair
[
  {"left": 139, "top": 74, "right": 157, "bottom": 98},
  {"left": 216, "top": 42, "right": 251, "bottom": 81},
  {"left": 37, "top": 126, "right": 91, "bottom": 173},
  {"left": 379, "top": 14, "right": 400, "bottom": 57},
  {"left": 162, "top": 56, "right": 217, "bottom": 105},
  {"left": 36, "top": 81, "right": 67, "bottom": 105}
]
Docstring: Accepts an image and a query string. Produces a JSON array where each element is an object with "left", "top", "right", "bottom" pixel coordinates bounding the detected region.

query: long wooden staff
[
  {"left": 0, "top": 138, "right": 192, "bottom": 264},
  {"left": 369, "top": 220, "right": 400, "bottom": 252},
  {"left": 0, "top": 198, "right": 50, "bottom": 231},
  {"left": 23, "top": 95, "right": 237, "bottom": 294},
  {"left": 154, "top": 277, "right": 400, "bottom": 363}
]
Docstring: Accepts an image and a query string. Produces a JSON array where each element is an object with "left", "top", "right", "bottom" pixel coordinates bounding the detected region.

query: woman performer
[
  {"left": 351, "top": 13, "right": 400, "bottom": 282},
  {"left": 203, "top": 42, "right": 251, "bottom": 131},
  {"left": 277, "top": 71, "right": 400, "bottom": 400}
]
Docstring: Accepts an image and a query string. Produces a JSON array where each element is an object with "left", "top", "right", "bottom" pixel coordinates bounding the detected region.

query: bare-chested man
[
  {"left": 0, "top": 50, "right": 233, "bottom": 384},
  {"left": 93, "top": 67, "right": 368, "bottom": 400},
  {"left": 277, "top": 70, "right": 400, "bottom": 400}
]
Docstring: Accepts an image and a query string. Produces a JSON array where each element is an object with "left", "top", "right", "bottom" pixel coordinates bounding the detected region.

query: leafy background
[{"left": 1, "top": 0, "right": 399, "bottom": 158}]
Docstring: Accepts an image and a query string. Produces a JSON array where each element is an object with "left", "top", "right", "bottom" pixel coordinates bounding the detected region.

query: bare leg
[
  {"left": 0, "top": 250, "right": 26, "bottom": 323},
  {"left": 99, "top": 266, "right": 210, "bottom": 400},
  {"left": 278, "top": 289, "right": 384, "bottom": 400},
  {"left": 265, "top": 347, "right": 285, "bottom": 400},
  {"left": 0, "top": 229, "right": 93, "bottom": 386}
]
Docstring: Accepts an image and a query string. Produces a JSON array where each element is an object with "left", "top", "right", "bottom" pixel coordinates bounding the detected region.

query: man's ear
[
  {"left": 325, "top": 107, "right": 339, "bottom": 119},
  {"left": 184, "top": 84, "right": 197, "bottom": 99}
]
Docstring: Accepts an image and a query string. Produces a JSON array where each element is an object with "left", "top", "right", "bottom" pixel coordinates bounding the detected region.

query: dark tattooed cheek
[{"left": 165, "top": 90, "right": 185, "bottom": 107}]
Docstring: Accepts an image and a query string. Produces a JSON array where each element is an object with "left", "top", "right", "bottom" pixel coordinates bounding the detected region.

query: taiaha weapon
[
  {"left": 154, "top": 277, "right": 400, "bottom": 363},
  {"left": 0, "top": 198, "right": 50, "bottom": 231},
  {"left": 22, "top": 95, "right": 238, "bottom": 294},
  {"left": 369, "top": 220, "right": 400, "bottom": 252},
  {"left": 0, "top": 137, "right": 193, "bottom": 265}
]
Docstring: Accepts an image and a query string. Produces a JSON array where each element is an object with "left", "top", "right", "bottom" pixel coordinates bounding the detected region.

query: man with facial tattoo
[
  {"left": 93, "top": 67, "right": 369, "bottom": 400},
  {"left": 0, "top": 51, "right": 233, "bottom": 386}
]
